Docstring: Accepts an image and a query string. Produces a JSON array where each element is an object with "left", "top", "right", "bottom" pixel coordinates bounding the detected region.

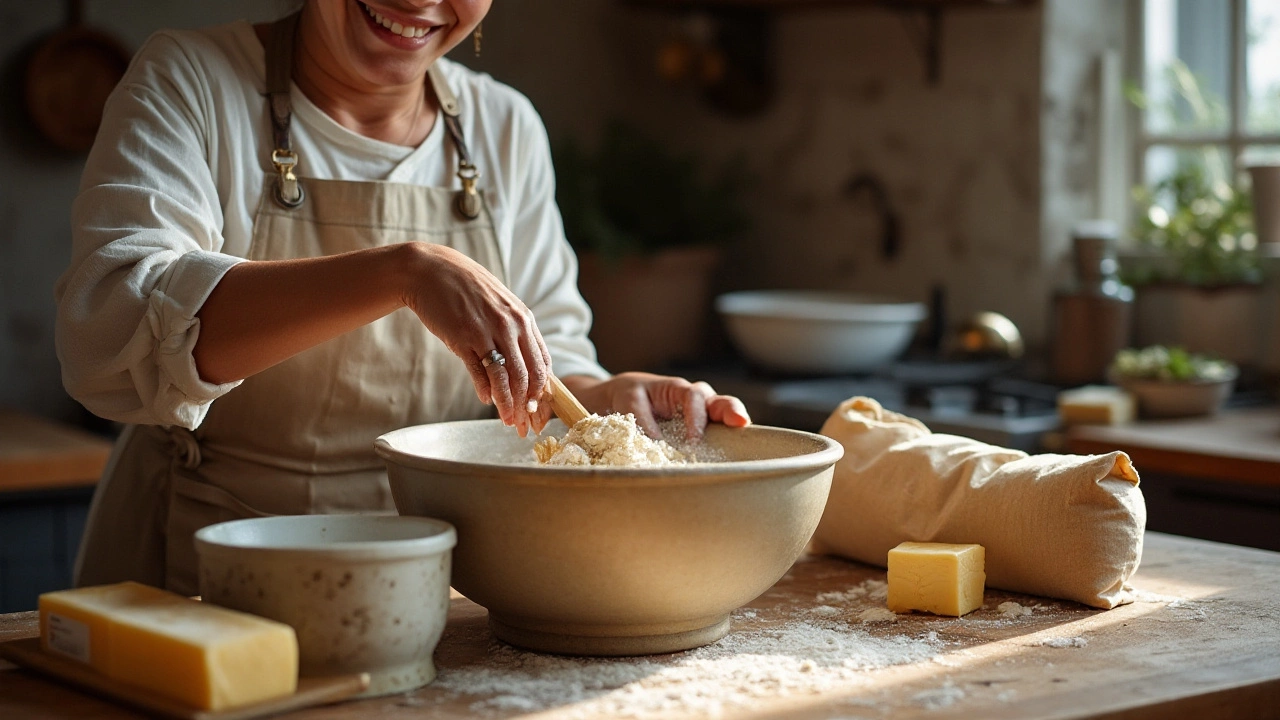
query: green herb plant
[
  {"left": 1129, "top": 166, "right": 1261, "bottom": 287},
  {"left": 1110, "top": 345, "right": 1236, "bottom": 382},
  {"left": 1125, "top": 58, "right": 1261, "bottom": 288}
]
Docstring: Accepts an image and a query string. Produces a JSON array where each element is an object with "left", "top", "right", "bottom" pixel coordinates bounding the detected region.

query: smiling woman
[
  {"left": 362, "top": 3, "right": 440, "bottom": 40},
  {"left": 54, "top": 0, "right": 750, "bottom": 595}
]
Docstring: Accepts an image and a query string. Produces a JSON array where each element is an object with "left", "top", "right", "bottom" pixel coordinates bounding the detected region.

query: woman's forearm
[{"left": 193, "top": 243, "right": 414, "bottom": 384}]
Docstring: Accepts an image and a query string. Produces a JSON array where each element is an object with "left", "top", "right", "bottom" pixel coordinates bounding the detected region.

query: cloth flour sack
[{"left": 809, "top": 397, "right": 1146, "bottom": 609}]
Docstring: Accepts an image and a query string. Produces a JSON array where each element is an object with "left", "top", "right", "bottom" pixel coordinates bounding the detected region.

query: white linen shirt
[{"left": 55, "top": 21, "right": 607, "bottom": 430}]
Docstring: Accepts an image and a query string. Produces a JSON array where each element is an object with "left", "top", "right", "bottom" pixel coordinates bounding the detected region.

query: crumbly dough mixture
[{"left": 534, "top": 413, "right": 687, "bottom": 467}]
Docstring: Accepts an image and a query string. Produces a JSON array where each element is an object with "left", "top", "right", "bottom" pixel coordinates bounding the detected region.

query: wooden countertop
[
  {"left": 1066, "top": 406, "right": 1280, "bottom": 486},
  {"left": 3, "top": 532, "right": 1278, "bottom": 719},
  {"left": 0, "top": 411, "right": 112, "bottom": 493}
]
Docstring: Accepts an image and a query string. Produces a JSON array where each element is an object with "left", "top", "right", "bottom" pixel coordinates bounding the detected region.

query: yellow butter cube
[
  {"left": 40, "top": 581, "right": 298, "bottom": 710},
  {"left": 886, "top": 542, "right": 986, "bottom": 617},
  {"left": 1057, "top": 385, "right": 1135, "bottom": 426}
]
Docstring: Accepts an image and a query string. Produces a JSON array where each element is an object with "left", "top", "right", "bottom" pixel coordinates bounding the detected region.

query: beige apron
[{"left": 75, "top": 13, "right": 502, "bottom": 596}]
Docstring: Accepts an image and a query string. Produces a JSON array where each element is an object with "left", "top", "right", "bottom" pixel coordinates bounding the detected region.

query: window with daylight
[{"left": 1135, "top": 0, "right": 1280, "bottom": 195}]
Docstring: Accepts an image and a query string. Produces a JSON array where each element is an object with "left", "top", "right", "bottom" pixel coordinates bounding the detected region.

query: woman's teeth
[{"left": 363, "top": 3, "right": 431, "bottom": 39}]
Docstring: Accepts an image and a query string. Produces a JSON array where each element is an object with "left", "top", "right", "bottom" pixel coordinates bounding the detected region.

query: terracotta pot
[
  {"left": 576, "top": 246, "right": 721, "bottom": 372},
  {"left": 1132, "top": 283, "right": 1262, "bottom": 365}
]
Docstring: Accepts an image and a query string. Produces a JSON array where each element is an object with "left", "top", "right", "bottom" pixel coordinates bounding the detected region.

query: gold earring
[{"left": 473, "top": 23, "right": 482, "bottom": 56}]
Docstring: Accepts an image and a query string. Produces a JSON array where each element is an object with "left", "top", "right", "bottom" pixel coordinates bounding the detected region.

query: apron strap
[
  {"left": 267, "top": 12, "right": 304, "bottom": 208},
  {"left": 428, "top": 64, "right": 483, "bottom": 220},
  {"left": 262, "top": 13, "right": 481, "bottom": 219}
]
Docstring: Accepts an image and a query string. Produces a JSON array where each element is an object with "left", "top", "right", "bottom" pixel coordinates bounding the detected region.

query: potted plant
[
  {"left": 1126, "top": 166, "right": 1264, "bottom": 366},
  {"left": 553, "top": 121, "right": 750, "bottom": 372},
  {"left": 1108, "top": 345, "right": 1238, "bottom": 418}
]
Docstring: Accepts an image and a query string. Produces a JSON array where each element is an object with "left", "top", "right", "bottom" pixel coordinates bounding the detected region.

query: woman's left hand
[{"left": 533, "top": 372, "right": 751, "bottom": 441}]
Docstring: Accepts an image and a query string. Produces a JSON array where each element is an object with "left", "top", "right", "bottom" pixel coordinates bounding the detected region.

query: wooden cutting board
[{"left": 0, "top": 638, "right": 368, "bottom": 720}]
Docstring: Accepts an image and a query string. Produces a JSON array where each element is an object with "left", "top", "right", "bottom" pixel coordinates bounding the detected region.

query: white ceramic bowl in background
[
  {"left": 376, "top": 419, "right": 843, "bottom": 657},
  {"left": 716, "top": 290, "right": 928, "bottom": 374},
  {"left": 195, "top": 515, "right": 455, "bottom": 698}
]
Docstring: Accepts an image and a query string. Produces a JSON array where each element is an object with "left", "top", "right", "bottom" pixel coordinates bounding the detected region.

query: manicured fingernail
[{"left": 527, "top": 399, "right": 538, "bottom": 413}]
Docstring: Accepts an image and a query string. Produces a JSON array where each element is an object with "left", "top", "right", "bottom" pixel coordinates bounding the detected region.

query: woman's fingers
[
  {"left": 681, "top": 381, "right": 714, "bottom": 441},
  {"left": 481, "top": 350, "right": 512, "bottom": 421},
  {"left": 517, "top": 315, "right": 548, "bottom": 414},
  {"left": 627, "top": 384, "right": 662, "bottom": 440},
  {"left": 584, "top": 373, "right": 752, "bottom": 442},
  {"left": 466, "top": 354, "right": 493, "bottom": 406},
  {"left": 707, "top": 394, "right": 752, "bottom": 428},
  {"left": 399, "top": 244, "right": 557, "bottom": 434},
  {"left": 529, "top": 397, "right": 553, "bottom": 435}
]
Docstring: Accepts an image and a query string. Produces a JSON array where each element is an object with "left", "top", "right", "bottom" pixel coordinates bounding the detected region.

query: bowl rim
[
  {"left": 194, "top": 515, "right": 457, "bottom": 560},
  {"left": 374, "top": 421, "right": 845, "bottom": 486},
  {"left": 715, "top": 290, "right": 927, "bottom": 323}
]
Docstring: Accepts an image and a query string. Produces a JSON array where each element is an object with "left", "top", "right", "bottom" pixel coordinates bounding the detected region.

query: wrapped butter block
[
  {"left": 39, "top": 581, "right": 298, "bottom": 710},
  {"left": 887, "top": 542, "right": 986, "bottom": 617},
  {"left": 1057, "top": 385, "right": 1135, "bottom": 425}
]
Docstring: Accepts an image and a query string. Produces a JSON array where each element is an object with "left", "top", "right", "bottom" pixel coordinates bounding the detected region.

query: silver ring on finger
[{"left": 481, "top": 349, "right": 506, "bottom": 369}]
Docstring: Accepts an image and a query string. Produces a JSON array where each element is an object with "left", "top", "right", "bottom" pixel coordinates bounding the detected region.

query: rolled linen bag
[{"left": 810, "top": 397, "right": 1145, "bottom": 609}]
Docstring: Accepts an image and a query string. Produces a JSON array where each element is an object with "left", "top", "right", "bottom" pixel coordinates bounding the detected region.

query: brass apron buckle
[
  {"left": 272, "top": 148, "right": 305, "bottom": 209},
  {"left": 456, "top": 162, "right": 481, "bottom": 220}
]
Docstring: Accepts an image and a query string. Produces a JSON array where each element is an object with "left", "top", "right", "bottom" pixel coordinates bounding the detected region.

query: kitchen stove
[
  {"left": 679, "top": 358, "right": 1064, "bottom": 452},
  {"left": 681, "top": 356, "right": 1277, "bottom": 453}
]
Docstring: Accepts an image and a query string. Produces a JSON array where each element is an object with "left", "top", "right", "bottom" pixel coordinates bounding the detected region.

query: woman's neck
[{"left": 256, "top": 12, "right": 436, "bottom": 147}]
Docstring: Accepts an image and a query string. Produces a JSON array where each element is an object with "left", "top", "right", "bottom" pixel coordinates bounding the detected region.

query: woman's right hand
[{"left": 399, "top": 242, "right": 551, "bottom": 436}]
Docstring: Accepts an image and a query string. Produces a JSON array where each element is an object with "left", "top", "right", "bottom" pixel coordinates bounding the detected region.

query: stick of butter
[
  {"left": 886, "top": 542, "right": 986, "bottom": 617},
  {"left": 39, "top": 581, "right": 298, "bottom": 710}
]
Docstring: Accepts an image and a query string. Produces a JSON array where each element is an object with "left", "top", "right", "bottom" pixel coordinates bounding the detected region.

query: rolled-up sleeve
[
  {"left": 55, "top": 33, "right": 245, "bottom": 429},
  {"left": 502, "top": 95, "right": 609, "bottom": 382}
]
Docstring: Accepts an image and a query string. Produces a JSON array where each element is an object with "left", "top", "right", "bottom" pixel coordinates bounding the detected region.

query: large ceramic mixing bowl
[
  {"left": 375, "top": 420, "right": 842, "bottom": 656},
  {"left": 195, "top": 515, "right": 455, "bottom": 697}
]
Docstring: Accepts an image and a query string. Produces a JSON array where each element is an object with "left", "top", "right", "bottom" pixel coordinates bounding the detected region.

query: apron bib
[{"left": 75, "top": 13, "right": 503, "bottom": 595}]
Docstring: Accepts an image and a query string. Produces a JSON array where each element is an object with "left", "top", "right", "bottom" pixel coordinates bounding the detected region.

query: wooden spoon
[{"left": 547, "top": 375, "right": 590, "bottom": 427}]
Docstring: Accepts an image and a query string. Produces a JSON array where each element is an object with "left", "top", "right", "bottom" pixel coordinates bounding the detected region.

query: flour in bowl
[{"left": 534, "top": 413, "right": 687, "bottom": 467}]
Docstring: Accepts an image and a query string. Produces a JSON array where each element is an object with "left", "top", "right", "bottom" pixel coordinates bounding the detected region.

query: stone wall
[
  {"left": 472, "top": 2, "right": 1050, "bottom": 348},
  {"left": 1, "top": 0, "right": 1115, "bottom": 422}
]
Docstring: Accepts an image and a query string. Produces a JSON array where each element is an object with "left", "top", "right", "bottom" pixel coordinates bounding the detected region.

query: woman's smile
[{"left": 355, "top": 1, "right": 445, "bottom": 50}]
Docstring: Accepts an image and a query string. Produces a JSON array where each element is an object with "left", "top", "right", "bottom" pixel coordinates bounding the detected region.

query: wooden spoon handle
[{"left": 547, "top": 375, "right": 590, "bottom": 427}]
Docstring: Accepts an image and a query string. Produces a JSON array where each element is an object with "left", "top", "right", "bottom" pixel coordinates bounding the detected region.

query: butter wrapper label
[{"left": 46, "top": 613, "right": 90, "bottom": 664}]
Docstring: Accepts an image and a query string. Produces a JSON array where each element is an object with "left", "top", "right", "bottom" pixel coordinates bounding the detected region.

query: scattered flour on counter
[
  {"left": 1131, "top": 584, "right": 1187, "bottom": 604},
  {"left": 1130, "top": 588, "right": 1212, "bottom": 620},
  {"left": 433, "top": 619, "right": 947, "bottom": 717},
  {"left": 857, "top": 608, "right": 899, "bottom": 623},
  {"left": 911, "top": 683, "right": 966, "bottom": 710},
  {"left": 817, "top": 579, "right": 889, "bottom": 605},
  {"left": 1038, "top": 636, "right": 1088, "bottom": 648},
  {"left": 810, "top": 605, "right": 842, "bottom": 617},
  {"left": 996, "top": 689, "right": 1018, "bottom": 703},
  {"left": 1130, "top": 588, "right": 1186, "bottom": 605},
  {"left": 998, "top": 602, "right": 1033, "bottom": 618}
]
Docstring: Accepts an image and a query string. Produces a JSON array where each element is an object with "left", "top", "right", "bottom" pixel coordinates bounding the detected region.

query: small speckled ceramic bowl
[{"left": 195, "top": 515, "right": 455, "bottom": 698}]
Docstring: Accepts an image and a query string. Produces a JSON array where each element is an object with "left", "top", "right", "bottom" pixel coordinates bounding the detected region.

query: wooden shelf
[
  {"left": 0, "top": 412, "right": 112, "bottom": 493},
  {"left": 626, "top": 0, "right": 1038, "bottom": 101},
  {"left": 627, "top": 0, "right": 1037, "bottom": 10}
]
